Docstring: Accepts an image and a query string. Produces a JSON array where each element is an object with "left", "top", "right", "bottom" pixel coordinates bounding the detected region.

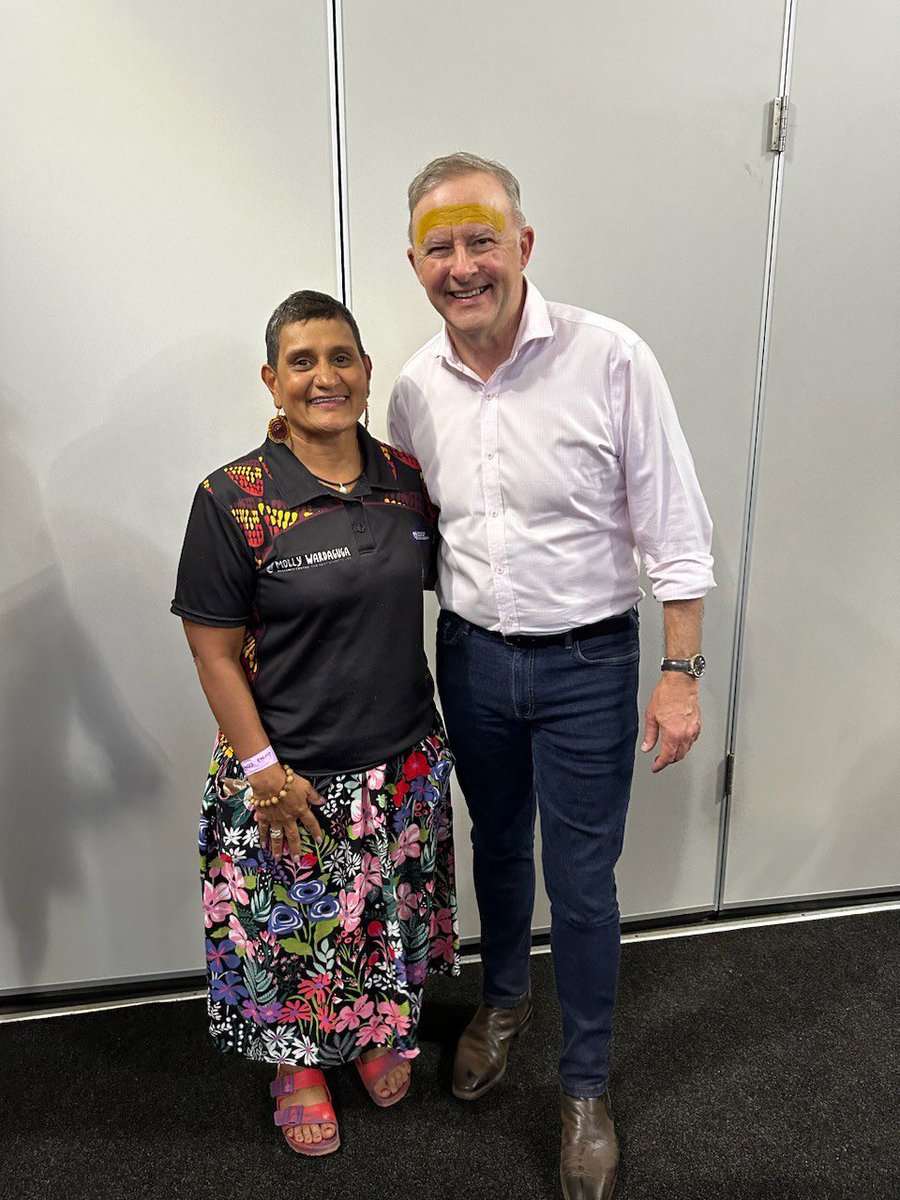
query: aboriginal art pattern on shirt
[{"left": 200, "top": 726, "right": 459, "bottom": 1066}]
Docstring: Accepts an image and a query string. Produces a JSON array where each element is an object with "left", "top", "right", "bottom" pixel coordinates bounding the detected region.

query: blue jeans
[{"left": 436, "top": 608, "right": 640, "bottom": 1098}]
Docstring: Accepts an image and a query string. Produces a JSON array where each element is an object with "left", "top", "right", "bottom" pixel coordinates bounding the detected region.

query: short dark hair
[{"left": 265, "top": 290, "right": 366, "bottom": 368}]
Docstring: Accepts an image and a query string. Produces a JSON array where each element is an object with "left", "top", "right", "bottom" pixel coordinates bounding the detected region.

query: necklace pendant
[{"left": 338, "top": 482, "right": 347, "bottom": 493}]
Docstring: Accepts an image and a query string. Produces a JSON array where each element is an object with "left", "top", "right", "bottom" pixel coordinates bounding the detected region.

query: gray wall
[{"left": 1, "top": 0, "right": 897, "bottom": 994}]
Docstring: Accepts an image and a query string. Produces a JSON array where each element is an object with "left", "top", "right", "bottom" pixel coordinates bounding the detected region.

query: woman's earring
[
  {"left": 268, "top": 410, "right": 291, "bottom": 444},
  {"left": 364, "top": 403, "right": 370, "bottom": 430}
]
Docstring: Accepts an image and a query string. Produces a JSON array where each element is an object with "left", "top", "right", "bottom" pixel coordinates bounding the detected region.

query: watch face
[{"left": 691, "top": 654, "right": 706, "bottom": 677}]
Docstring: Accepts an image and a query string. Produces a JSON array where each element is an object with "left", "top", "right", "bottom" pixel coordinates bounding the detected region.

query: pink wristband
[{"left": 241, "top": 746, "right": 278, "bottom": 776}]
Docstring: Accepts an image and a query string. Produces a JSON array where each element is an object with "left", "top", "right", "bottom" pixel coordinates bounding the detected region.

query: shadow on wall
[{"left": 0, "top": 392, "right": 164, "bottom": 987}]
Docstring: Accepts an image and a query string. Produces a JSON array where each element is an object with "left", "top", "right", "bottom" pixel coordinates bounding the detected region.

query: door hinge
[
  {"left": 769, "top": 95, "right": 789, "bottom": 153},
  {"left": 723, "top": 753, "right": 736, "bottom": 798}
]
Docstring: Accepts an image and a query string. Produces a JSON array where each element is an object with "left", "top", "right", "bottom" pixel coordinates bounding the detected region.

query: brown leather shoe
[
  {"left": 451, "top": 994, "right": 533, "bottom": 1100},
  {"left": 560, "top": 1090, "right": 619, "bottom": 1200}
]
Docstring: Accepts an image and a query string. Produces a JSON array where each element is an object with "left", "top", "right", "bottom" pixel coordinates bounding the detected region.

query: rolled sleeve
[{"left": 620, "top": 340, "right": 716, "bottom": 602}]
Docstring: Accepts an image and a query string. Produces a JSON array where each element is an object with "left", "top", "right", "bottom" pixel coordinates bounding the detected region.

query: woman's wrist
[
  {"left": 241, "top": 745, "right": 278, "bottom": 775},
  {"left": 248, "top": 763, "right": 294, "bottom": 809}
]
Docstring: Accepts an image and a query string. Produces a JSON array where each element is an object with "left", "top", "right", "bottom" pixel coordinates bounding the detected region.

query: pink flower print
[
  {"left": 297, "top": 973, "right": 332, "bottom": 1001},
  {"left": 354, "top": 852, "right": 382, "bottom": 898},
  {"left": 366, "top": 764, "right": 386, "bottom": 790},
  {"left": 356, "top": 1016, "right": 390, "bottom": 1047},
  {"left": 281, "top": 999, "right": 313, "bottom": 1023},
  {"left": 334, "top": 996, "right": 375, "bottom": 1031},
  {"left": 202, "top": 881, "right": 231, "bottom": 928},
  {"left": 350, "top": 787, "right": 385, "bottom": 838},
  {"left": 377, "top": 1000, "right": 411, "bottom": 1035},
  {"left": 220, "top": 861, "right": 249, "bottom": 905},
  {"left": 228, "top": 914, "right": 250, "bottom": 952},
  {"left": 338, "top": 888, "right": 365, "bottom": 933},
  {"left": 430, "top": 906, "right": 454, "bottom": 936},
  {"left": 319, "top": 1008, "right": 337, "bottom": 1034},
  {"left": 390, "top": 824, "right": 422, "bottom": 867},
  {"left": 431, "top": 933, "right": 456, "bottom": 964},
  {"left": 396, "top": 883, "right": 420, "bottom": 921}
]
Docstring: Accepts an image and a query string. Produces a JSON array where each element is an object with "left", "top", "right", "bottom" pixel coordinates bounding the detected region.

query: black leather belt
[{"left": 473, "top": 612, "right": 633, "bottom": 648}]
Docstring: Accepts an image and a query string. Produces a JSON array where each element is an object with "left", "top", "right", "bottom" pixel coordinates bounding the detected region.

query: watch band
[{"left": 660, "top": 653, "right": 706, "bottom": 678}]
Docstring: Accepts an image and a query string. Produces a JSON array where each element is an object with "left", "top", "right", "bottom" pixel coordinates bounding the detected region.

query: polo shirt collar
[
  {"left": 263, "top": 426, "right": 402, "bottom": 508},
  {"left": 436, "top": 277, "right": 555, "bottom": 371}
]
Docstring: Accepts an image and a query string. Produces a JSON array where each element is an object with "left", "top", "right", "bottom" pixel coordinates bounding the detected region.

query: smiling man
[{"left": 387, "top": 153, "right": 715, "bottom": 1200}]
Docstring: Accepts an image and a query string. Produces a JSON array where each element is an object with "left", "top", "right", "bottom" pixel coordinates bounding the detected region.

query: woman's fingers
[
  {"left": 283, "top": 818, "right": 304, "bottom": 861},
  {"left": 269, "top": 825, "right": 285, "bottom": 860},
  {"left": 295, "top": 802, "right": 323, "bottom": 843}
]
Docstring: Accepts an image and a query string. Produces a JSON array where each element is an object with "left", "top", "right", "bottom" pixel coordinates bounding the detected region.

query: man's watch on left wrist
[{"left": 661, "top": 653, "right": 706, "bottom": 678}]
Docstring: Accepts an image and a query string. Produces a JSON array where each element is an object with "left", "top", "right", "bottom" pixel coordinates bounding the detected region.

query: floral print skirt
[{"left": 199, "top": 720, "right": 459, "bottom": 1067}]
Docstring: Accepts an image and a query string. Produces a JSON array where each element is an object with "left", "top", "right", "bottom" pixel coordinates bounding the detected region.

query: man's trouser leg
[
  {"left": 533, "top": 614, "right": 640, "bottom": 1096},
  {"left": 436, "top": 611, "right": 536, "bottom": 1007}
]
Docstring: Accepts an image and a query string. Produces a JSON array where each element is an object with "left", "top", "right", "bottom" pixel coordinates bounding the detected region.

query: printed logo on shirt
[
  {"left": 412, "top": 530, "right": 430, "bottom": 541},
  {"left": 265, "top": 545, "right": 352, "bottom": 573}
]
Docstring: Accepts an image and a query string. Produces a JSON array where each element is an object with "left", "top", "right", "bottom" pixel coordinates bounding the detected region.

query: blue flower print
[
  {"left": 198, "top": 814, "right": 213, "bottom": 853},
  {"left": 268, "top": 902, "right": 304, "bottom": 935},
  {"left": 205, "top": 938, "right": 239, "bottom": 971},
  {"left": 308, "top": 896, "right": 340, "bottom": 922},
  {"left": 210, "top": 971, "right": 247, "bottom": 1005},
  {"left": 289, "top": 880, "right": 326, "bottom": 904}
]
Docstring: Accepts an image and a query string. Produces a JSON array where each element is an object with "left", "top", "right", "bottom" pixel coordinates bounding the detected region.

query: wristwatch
[{"left": 661, "top": 654, "right": 706, "bottom": 678}]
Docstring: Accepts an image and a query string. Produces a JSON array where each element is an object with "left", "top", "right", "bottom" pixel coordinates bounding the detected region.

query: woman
[{"left": 171, "top": 290, "right": 458, "bottom": 1156}]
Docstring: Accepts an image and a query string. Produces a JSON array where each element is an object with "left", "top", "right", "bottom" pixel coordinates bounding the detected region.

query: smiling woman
[{"left": 171, "top": 290, "right": 459, "bottom": 1158}]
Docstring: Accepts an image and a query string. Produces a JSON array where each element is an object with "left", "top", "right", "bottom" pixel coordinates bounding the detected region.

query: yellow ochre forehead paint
[{"left": 415, "top": 203, "right": 506, "bottom": 244}]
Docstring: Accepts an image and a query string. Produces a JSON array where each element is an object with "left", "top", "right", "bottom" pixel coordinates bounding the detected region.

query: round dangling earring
[{"left": 268, "top": 409, "right": 291, "bottom": 444}]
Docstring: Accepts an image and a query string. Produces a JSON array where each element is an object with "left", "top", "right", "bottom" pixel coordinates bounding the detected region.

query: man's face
[{"left": 407, "top": 171, "right": 534, "bottom": 347}]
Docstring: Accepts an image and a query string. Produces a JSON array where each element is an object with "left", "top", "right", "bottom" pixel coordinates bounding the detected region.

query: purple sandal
[
  {"left": 270, "top": 1067, "right": 340, "bottom": 1155},
  {"left": 354, "top": 1049, "right": 412, "bottom": 1108}
]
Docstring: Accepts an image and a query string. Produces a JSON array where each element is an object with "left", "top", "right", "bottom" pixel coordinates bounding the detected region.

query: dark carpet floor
[{"left": 1, "top": 910, "right": 898, "bottom": 1200}]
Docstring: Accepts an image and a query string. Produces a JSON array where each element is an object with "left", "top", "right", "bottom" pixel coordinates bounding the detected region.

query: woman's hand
[{"left": 250, "top": 765, "right": 325, "bottom": 861}]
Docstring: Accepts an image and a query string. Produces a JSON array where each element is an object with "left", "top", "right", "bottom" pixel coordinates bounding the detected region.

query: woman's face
[{"left": 262, "top": 317, "right": 371, "bottom": 442}]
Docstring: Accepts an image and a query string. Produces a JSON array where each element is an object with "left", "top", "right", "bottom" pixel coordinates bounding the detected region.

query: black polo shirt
[{"left": 172, "top": 429, "right": 437, "bottom": 774}]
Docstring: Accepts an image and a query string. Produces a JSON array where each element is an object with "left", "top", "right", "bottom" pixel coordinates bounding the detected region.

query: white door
[{"left": 722, "top": 0, "right": 900, "bottom": 906}]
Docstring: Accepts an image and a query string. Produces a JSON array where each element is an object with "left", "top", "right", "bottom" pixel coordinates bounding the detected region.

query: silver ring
[{"left": 269, "top": 828, "right": 284, "bottom": 839}]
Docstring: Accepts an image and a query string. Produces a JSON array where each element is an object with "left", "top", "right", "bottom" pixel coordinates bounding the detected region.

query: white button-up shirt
[{"left": 388, "top": 281, "right": 715, "bottom": 635}]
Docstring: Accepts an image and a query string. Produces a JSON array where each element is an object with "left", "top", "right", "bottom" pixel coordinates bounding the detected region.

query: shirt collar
[
  {"left": 262, "top": 426, "right": 402, "bottom": 508},
  {"left": 436, "top": 277, "right": 555, "bottom": 372}
]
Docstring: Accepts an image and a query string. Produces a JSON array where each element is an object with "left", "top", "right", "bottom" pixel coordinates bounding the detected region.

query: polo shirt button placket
[{"left": 346, "top": 500, "right": 376, "bottom": 555}]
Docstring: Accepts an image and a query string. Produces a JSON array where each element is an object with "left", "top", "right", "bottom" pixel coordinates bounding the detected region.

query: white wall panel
[
  {"left": 0, "top": 1, "right": 336, "bottom": 991},
  {"left": 723, "top": 0, "right": 900, "bottom": 904},
  {"left": 342, "top": 0, "right": 785, "bottom": 933}
]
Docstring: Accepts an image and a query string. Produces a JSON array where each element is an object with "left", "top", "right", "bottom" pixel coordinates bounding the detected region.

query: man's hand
[{"left": 641, "top": 674, "right": 701, "bottom": 773}]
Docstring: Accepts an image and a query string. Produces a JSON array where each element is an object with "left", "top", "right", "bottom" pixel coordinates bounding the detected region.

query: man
[{"left": 388, "top": 152, "right": 714, "bottom": 1200}]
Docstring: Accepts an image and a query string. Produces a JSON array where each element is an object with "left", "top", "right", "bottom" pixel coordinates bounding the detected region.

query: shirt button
[
  {"left": 486, "top": 452, "right": 494, "bottom": 460},
  {"left": 491, "top": 510, "right": 499, "bottom": 518},
  {"left": 496, "top": 566, "right": 505, "bottom": 574},
  {"left": 355, "top": 523, "right": 365, "bottom": 533}
]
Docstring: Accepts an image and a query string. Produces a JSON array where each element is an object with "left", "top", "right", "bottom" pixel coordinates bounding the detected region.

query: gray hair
[{"left": 407, "top": 152, "right": 525, "bottom": 242}]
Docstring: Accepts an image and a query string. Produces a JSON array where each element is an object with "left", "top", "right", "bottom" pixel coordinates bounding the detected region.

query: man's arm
[{"left": 641, "top": 597, "right": 704, "bottom": 773}]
